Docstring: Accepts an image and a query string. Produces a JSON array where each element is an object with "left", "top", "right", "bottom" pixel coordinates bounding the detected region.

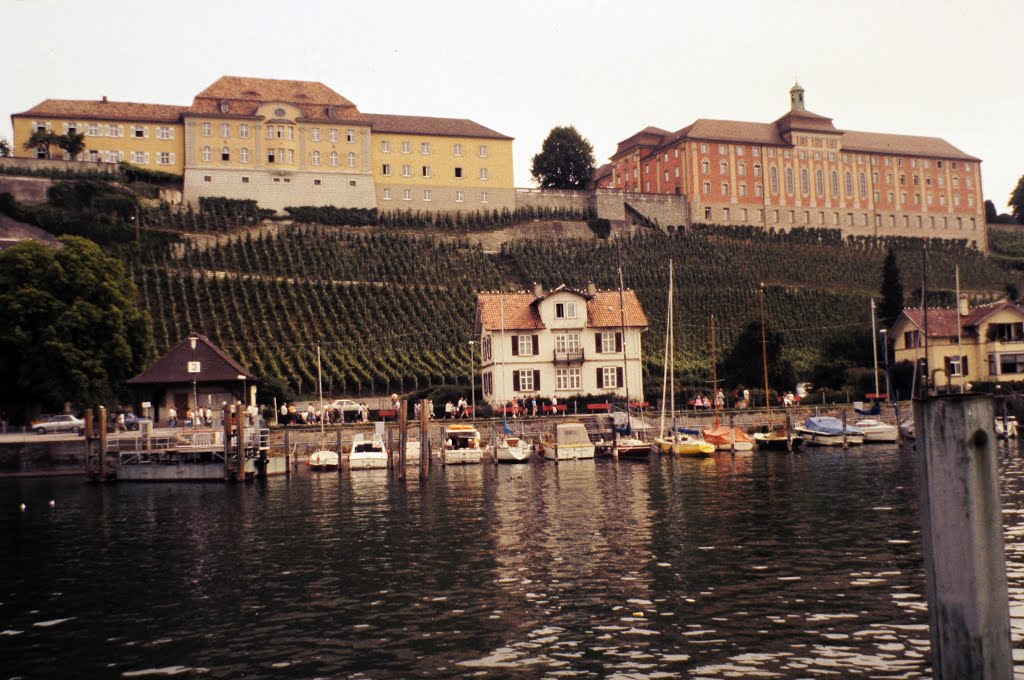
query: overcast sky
[{"left": 2, "top": 0, "right": 1021, "bottom": 209}]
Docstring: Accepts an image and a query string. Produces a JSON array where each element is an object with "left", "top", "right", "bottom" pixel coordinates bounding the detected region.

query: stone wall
[
  {"left": 0, "top": 175, "right": 55, "bottom": 205},
  {"left": 0, "top": 440, "right": 86, "bottom": 475},
  {"left": 515, "top": 188, "right": 592, "bottom": 214},
  {"left": 0, "top": 157, "right": 117, "bottom": 175}
]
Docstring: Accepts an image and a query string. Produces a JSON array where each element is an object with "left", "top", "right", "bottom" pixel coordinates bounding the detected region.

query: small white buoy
[
  {"left": 19, "top": 503, "right": 26, "bottom": 511},
  {"left": 49, "top": 500, "right": 55, "bottom": 508}
]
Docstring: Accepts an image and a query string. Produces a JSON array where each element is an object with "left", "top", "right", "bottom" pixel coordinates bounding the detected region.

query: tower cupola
[{"left": 789, "top": 81, "right": 805, "bottom": 111}]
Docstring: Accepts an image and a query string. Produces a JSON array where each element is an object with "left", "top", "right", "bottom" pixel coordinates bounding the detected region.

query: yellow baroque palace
[{"left": 11, "top": 76, "right": 515, "bottom": 213}]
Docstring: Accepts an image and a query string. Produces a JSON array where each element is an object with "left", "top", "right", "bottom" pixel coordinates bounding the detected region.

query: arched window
[
  {"left": 201, "top": 146, "right": 211, "bottom": 162},
  {"left": 785, "top": 167, "right": 794, "bottom": 194},
  {"left": 312, "top": 150, "right": 321, "bottom": 166},
  {"left": 221, "top": 146, "right": 230, "bottom": 162},
  {"left": 859, "top": 172, "right": 867, "bottom": 197},
  {"left": 815, "top": 170, "right": 824, "bottom": 196},
  {"left": 769, "top": 167, "right": 778, "bottom": 194},
  {"left": 831, "top": 171, "right": 839, "bottom": 196},
  {"left": 240, "top": 147, "right": 249, "bottom": 163},
  {"left": 330, "top": 151, "right": 339, "bottom": 166},
  {"left": 845, "top": 172, "right": 853, "bottom": 196},
  {"left": 800, "top": 168, "right": 809, "bottom": 195}
]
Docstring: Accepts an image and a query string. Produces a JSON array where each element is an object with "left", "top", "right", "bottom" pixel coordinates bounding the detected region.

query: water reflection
[{"left": 6, "top": 443, "right": 1024, "bottom": 677}]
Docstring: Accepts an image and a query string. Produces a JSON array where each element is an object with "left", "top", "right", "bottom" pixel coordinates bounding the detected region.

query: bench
[
  {"left": 586, "top": 403, "right": 611, "bottom": 412},
  {"left": 378, "top": 409, "right": 397, "bottom": 419}
]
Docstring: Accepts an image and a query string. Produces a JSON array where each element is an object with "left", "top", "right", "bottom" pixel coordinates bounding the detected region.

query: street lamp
[
  {"left": 468, "top": 340, "right": 477, "bottom": 419},
  {"left": 189, "top": 334, "right": 199, "bottom": 428},
  {"left": 879, "top": 328, "right": 892, "bottom": 402}
]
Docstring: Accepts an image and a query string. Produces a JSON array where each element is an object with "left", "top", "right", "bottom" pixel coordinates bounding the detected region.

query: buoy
[
  {"left": 49, "top": 500, "right": 55, "bottom": 508},
  {"left": 19, "top": 503, "right": 26, "bottom": 511}
]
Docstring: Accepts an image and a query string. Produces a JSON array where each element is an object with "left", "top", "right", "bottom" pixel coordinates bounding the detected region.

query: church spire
[{"left": 789, "top": 81, "right": 805, "bottom": 112}]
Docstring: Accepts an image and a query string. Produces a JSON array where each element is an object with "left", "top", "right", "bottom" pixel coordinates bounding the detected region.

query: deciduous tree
[
  {"left": 1010, "top": 174, "right": 1024, "bottom": 225},
  {"left": 530, "top": 126, "right": 596, "bottom": 190}
]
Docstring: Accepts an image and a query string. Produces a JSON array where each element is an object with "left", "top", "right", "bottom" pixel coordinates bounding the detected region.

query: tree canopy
[
  {"left": 1011, "top": 174, "right": 1024, "bottom": 225},
  {"left": 22, "top": 129, "right": 85, "bottom": 160},
  {"left": 0, "top": 237, "right": 153, "bottom": 420},
  {"left": 878, "top": 248, "right": 904, "bottom": 329},
  {"left": 530, "top": 125, "right": 596, "bottom": 190},
  {"left": 722, "top": 318, "right": 794, "bottom": 391},
  {"left": 0, "top": 137, "right": 11, "bottom": 157}
]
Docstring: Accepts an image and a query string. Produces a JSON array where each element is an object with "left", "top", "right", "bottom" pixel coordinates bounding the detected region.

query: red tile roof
[
  {"left": 363, "top": 113, "right": 512, "bottom": 140},
  {"left": 13, "top": 99, "right": 187, "bottom": 123},
  {"left": 901, "top": 301, "right": 1024, "bottom": 337},
  {"left": 476, "top": 288, "right": 647, "bottom": 332},
  {"left": 188, "top": 76, "right": 366, "bottom": 123}
]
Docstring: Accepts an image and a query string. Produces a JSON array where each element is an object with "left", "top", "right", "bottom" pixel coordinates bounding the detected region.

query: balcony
[{"left": 553, "top": 348, "right": 585, "bottom": 365}]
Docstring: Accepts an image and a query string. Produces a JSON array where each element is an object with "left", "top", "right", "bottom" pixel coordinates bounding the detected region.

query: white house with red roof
[
  {"left": 475, "top": 284, "right": 648, "bottom": 409},
  {"left": 891, "top": 298, "right": 1024, "bottom": 388}
]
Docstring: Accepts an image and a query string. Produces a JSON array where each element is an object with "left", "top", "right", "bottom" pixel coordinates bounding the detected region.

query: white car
[
  {"left": 34, "top": 414, "right": 85, "bottom": 435},
  {"left": 328, "top": 399, "right": 363, "bottom": 420}
]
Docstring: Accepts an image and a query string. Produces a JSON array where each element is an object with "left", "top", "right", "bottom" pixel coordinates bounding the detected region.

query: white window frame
[
  {"left": 330, "top": 151, "right": 339, "bottom": 167},
  {"left": 519, "top": 370, "right": 535, "bottom": 392},
  {"left": 401, "top": 141, "right": 411, "bottom": 154},
  {"left": 556, "top": 368, "right": 582, "bottom": 391},
  {"left": 421, "top": 142, "right": 431, "bottom": 155},
  {"left": 382, "top": 188, "right": 392, "bottom": 201},
  {"left": 221, "top": 123, "right": 230, "bottom": 138},
  {"left": 239, "top": 124, "right": 249, "bottom": 139},
  {"left": 402, "top": 164, "right": 412, "bottom": 177},
  {"left": 346, "top": 129, "right": 355, "bottom": 143},
  {"left": 555, "top": 301, "right": 577, "bottom": 319},
  {"left": 600, "top": 331, "right": 618, "bottom": 353},
  {"left": 311, "top": 127, "right": 321, "bottom": 142},
  {"left": 517, "top": 335, "right": 534, "bottom": 356},
  {"left": 453, "top": 143, "right": 463, "bottom": 156},
  {"left": 347, "top": 152, "right": 356, "bottom": 167},
  {"left": 312, "top": 150, "right": 321, "bottom": 166},
  {"left": 480, "top": 168, "right": 489, "bottom": 181},
  {"left": 382, "top": 163, "right": 392, "bottom": 176},
  {"left": 381, "top": 140, "right": 391, "bottom": 152},
  {"left": 202, "top": 122, "right": 212, "bottom": 137},
  {"left": 455, "top": 190, "right": 465, "bottom": 203},
  {"left": 479, "top": 144, "right": 488, "bottom": 158},
  {"left": 423, "top": 189, "right": 432, "bottom": 201},
  {"left": 329, "top": 128, "right": 338, "bottom": 143},
  {"left": 601, "top": 367, "right": 619, "bottom": 389},
  {"left": 202, "top": 146, "right": 212, "bottom": 162},
  {"left": 403, "top": 188, "right": 412, "bottom": 201},
  {"left": 240, "top": 147, "right": 249, "bottom": 163}
]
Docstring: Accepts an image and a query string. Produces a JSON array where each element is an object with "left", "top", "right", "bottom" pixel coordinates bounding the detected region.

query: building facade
[
  {"left": 475, "top": 285, "right": 648, "bottom": 409},
  {"left": 11, "top": 76, "right": 514, "bottom": 213},
  {"left": 891, "top": 299, "right": 1024, "bottom": 389},
  {"left": 608, "top": 84, "right": 985, "bottom": 246}
]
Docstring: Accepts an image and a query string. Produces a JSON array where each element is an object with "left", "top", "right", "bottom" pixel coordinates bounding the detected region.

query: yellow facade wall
[{"left": 12, "top": 116, "right": 185, "bottom": 173}]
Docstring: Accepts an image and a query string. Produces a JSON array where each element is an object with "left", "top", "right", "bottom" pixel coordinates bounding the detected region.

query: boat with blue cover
[{"left": 796, "top": 416, "right": 865, "bottom": 446}]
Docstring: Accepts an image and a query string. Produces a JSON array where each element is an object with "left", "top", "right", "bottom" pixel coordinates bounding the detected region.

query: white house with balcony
[{"left": 474, "top": 284, "right": 648, "bottom": 409}]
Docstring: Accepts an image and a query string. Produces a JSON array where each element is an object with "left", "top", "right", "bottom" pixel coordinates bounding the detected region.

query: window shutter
[
  {"left": 617, "top": 367, "right": 624, "bottom": 388},
  {"left": 962, "top": 356, "right": 969, "bottom": 376},
  {"left": 596, "top": 368, "right": 603, "bottom": 388},
  {"left": 595, "top": 333, "right": 602, "bottom": 353},
  {"left": 944, "top": 357, "right": 951, "bottom": 375},
  {"left": 144, "top": 127, "right": 149, "bottom": 138},
  {"left": 533, "top": 370, "right": 541, "bottom": 391},
  {"left": 144, "top": 152, "right": 150, "bottom": 164},
  {"left": 511, "top": 336, "right": 519, "bottom": 356},
  {"left": 170, "top": 152, "right": 176, "bottom": 164},
  {"left": 513, "top": 370, "right": 521, "bottom": 391},
  {"left": 615, "top": 332, "right": 623, "bottom": 353},
  {"left": 532, "top": 335, "right": 539, "bottom": 356}
]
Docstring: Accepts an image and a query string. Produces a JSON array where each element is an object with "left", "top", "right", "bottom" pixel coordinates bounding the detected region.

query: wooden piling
[
  {"left": 841, "top": 410, "right": 848, "bottom": 449},
  {"left": 84, "top": 408, "right": 94, "bottom": 475},
  {"left": 419, "top": 398, "right": 429, "bottom": 480},
  {"left": 337, "top": 429, "right": 343, "bottom": 477},
  {"left": 284, "top": 430, "right": 290, "bottom": 475},
  {"left": 915, "top": 395, "right": 1012, "bottom": 679},
  {"left": 98, "top": 406, "right": 107, "bottom": 480},
  {"left": 236, "top": 401, "right": 246, "bottom": 482},
  {"left": 398, "top": 399, "right": 408, "bottom": 479},
  {"left": 728, "top": 414, "right": 736, "bottom": 453},
  {"left": 222, "top": 405, "right": 231, "bottom": 480},
  {"left": 785, "top": 413, "right": 793, "bottom": 453}
]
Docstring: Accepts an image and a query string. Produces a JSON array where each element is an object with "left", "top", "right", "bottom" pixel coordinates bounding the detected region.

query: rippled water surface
[{"left": 5, "top": 444, "right": 1024, "bottom": 678}]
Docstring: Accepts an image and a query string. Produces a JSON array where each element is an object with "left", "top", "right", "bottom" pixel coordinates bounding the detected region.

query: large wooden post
[
  {"left": 97, "top": 406, "right": 108, "bottom": 480},
  {"left": 284, "top": 430, "right": 290, "bottom": 475},
  {"left": 915, "top": 395, "right": 1012, "bottom": 679},
  {"left": 222, "top": 405, "right": 232, "bottom": 480},
  {"left": 84, "top": 408, "right": 94, "bottom": 475},
  {"left": 337, "top": 429, "right": 343, "bottom": 477},
  {"left": 419, "top": 398, "right": 429, "bottom": 480},
  {"left": 841, "top": 410, "right": 848, "bottom": 449},
  {"left": 398, "top": 399, "right": 408, "bottom": 478},
  {"left": 235, "top": 401, "right": 246, "bottom": 482}
]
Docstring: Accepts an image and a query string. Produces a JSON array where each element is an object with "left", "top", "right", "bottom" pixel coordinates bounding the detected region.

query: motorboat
[
  {"left": 540, "top": 421, "right": 596, "bottom": 461},
  {"left": 898, "top": 417, "right": 915, "bottom": 441},
  {"left": 443, "top": 424, "right": 484, "bottom": 465},
  {"left": 654, "top": 429, "right": 715, "bottom": 456},
  {"left": 349, "top": 433, "right": 389, "bottom": 470},
  {"left": 492, "top": 434, "right": 532, "bottom": 463},
  {"left": 796, "top": 416, "right": 864, "bottom": 446},
  {"left": 703, "top": 425, "right": 756, "bottom": 452},
  {"left": 996, "top": 416, "right": 1019, "bottom": 439},
  {"left": 753, "top": 429, "right": 804, "bottom": 451},
  {"left": 307, "top": 448, "right": 339, "bottom": 471},
  {"left": 854, "top": 419, "right": 898, "bottom": 443}
]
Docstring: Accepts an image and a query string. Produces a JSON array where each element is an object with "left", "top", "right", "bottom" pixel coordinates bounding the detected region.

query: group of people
[
  {"left": 279, "top": 401, "right": 369, "bottom": 426},
  {"left": 443, "top": 397, "right": 472, "bottom": 419},
  {"left": 692, "top": 389, "right": 728, "bottom": 411}
]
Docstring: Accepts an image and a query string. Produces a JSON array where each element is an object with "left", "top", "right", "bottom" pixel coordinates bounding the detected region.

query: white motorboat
[
  {"left": 492, "top": 434, "right": 531, "bottom": 463},
  {"left": 540, "top": 421, "right": 596, "bottom": 461},
  {"left": 796, "top": 416, "right": 865, "bottom": 446},
  {"left": 854, "top": 419, "right": 898, "bottom": 443},
  {"left": 443, "top": 424, "right": 484, "bottom": 465},
  {"left": 307, "top": 449, "right": 339, "bottom": 471},
  {"left": 349, "top": 433, "right": 389, "bottom": 470},
  {"left": 996, "top": 416, "right": 1019, "bottom": 439}
]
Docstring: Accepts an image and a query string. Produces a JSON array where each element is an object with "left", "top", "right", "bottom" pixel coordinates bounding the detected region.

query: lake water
[{"left": 3, "top": 445, "right": 1024, "bottom": 678}]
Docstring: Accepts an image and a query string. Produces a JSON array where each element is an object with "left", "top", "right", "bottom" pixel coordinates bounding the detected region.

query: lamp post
[
  {"left": 189, "top": 334, "right": 199, "bottom": 428},
  {"left": 879, "top": 328, "right": 892, "bottom": 402},
  {"left": 468, "top": 340, "right": 477, "bottom": 419}
]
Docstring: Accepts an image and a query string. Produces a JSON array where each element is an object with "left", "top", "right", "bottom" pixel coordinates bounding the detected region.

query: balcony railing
[{"left": 553, "top": 348, "right": 585, "bottom": 364}]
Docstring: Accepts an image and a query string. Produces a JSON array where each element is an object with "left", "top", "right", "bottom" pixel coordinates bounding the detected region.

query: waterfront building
[
  {"left": 475, "top": 284, "right": 648, "bottom": 409},
  {"left": 608, "top": 83, "right": 985, "bottom": 246},
  {"left": 11, "top": 76, "right": 514, "bottom": 213},
  {"left": 890, "top": 298, "right": 1024, "bottom": 389}
]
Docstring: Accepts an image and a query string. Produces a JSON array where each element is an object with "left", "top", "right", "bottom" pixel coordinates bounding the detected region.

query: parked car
[
  {"left": 328, "top": 399, "right": 363, "bottom": 421},
  {"left": 33, "top": 414, "right": 85, "bottom": 435},
  {"left": 122, "top": 413, "right": 152, "bottom": 431}
]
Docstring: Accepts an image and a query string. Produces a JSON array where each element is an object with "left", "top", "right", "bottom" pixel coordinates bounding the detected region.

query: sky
[{"left": 2, "top": 0, "right": 1022, "bottom": 210}]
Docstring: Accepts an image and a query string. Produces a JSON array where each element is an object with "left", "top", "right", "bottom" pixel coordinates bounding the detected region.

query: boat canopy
[
  {"left": 555, "top": 423, "right": 591, "bottom": 445},
  {"left": 802, "top": 416, "right": 864, "bottom": 436}
]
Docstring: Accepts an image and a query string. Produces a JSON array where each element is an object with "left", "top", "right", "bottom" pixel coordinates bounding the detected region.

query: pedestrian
[
  {"left": 280, "top": 402, "right": 289, "bottom": 426},
  {"left": 445, "top": 401, "right": 455, "bottom": 419},
  {"left": 531, "top": 397, "right": 538, "bottom": 417},
  {"left": 743, "top": 388, "right": 750, "bottom": 407},
  {"left": 115, "top": 412, "right": 127, "bottom": 432},
  {"left": 414, "top": 401, "right": 421, "bottom": 420},
  {"left": 204, "top": 406, "right": 213, "bottom": 427},
  {"left": 288, "top": 402, "right": 297, "bottom": 424},
  {"left": 550, "top": 395, "right": 558, "bottom": 415},
  {"left": 427, "top": 401, "right": 435, "bottom": 420},
  {"left": 715, "top": 389, "right": 725, "bottom": 410},
  {"left": 169, "top": 406, "right": 178, "bottom": 430}
]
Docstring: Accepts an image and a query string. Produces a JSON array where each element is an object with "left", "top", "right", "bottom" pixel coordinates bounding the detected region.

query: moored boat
[
  {"left": 349, "top": 433, "right": 389, "bottom": 470},
  {"left": 492, "top": 434, "right": 531, "bottom": 463},
  {"left": 753, "top": 430, "right": 804, "bottom": 451},
  {"left": 612, "top": 434, "right": 653, "bottom": 458},
  {"left": 307, "top": 449, "right": 339, "bottom": 471},
  {"left": 443, "top": 424, "right": 484, "bottom": 465},
  {"left": 703, "top": 425, "right": 755, "bottom": 452},
  {"left": 796, "top": 416, "right": 864, "bottom": 446},
  {"left": 854, "top": 419, "right": 898, "bottom": 443},
  {"left": 541, "top": 421, "right": 596, "bottom": 461},
  {"left": 654, "top": 429, "right": 715, "bottom": 456}
]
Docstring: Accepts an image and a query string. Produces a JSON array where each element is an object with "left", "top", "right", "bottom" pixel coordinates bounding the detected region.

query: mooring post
[
  {"left": 915, "top": 395, "right": 1012, "bottom": 679},
  {"left": 98, "top": 406, "right": 108, "bottom": 480},
  {"left": 398, "top": 399, "right": 408, "bottom": 478},
  {"left": 894, "top": 401, "right": 902, "bottom": 443},
  {"left": 84, "top": 408, "right": 94, "bottom": 475},
  {"left": 419, "top": 399, "right": 429, "bottom": 480},
  {"left": 222, "top": 405, "right": 232, "bottom": 480},
  {"left": 785, "top": 413, "right": 793, "bottom": 453},
  {"left": 729, "top": 414, "right": 736, "bottom": 453},
  {"left": 841, "top": 410, "right": 849, "bottom": 448},
  {"left": 336, "top": 429, "right": 343, "bottom": 477},
  {"left": 236, "top": 401, "right": 246, "bottom": 482},
  {"left": 284, "top": 430, "right": 290, "bottom": 475}
]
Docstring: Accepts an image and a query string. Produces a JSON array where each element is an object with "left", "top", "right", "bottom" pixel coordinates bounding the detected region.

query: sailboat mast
[
  {"left": 760, "top": 283, "right": 772, "bottom": 423},
  {"left": 871, "top": 298, "right": 880, "bottom": 398},
  {"left": 317, "top": 342, "right": 325, "bottom": 436},
  {"left": 660, "top": 261, "right": 673, "bottom": 438},
  {"left": 955, "top": 265, "right": 963, "bottom": 394},
  {"left": 618, "top": 265, "right": 630, "bottom": 417},
  {"left": 711, "top": 314, "right": 719, "bottom": 426}
]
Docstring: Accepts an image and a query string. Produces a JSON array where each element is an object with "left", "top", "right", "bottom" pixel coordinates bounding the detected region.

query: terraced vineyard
[{"left": 125, "top": 222, "right": 1024, "bottom": 397}]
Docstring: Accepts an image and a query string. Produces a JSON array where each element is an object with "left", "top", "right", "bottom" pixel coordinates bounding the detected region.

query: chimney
[
  {"left": 533, "top": 283, "right": 543, "bottom": 296},
  {"left": 101, "top": 95, "right": 108, "bottom": 103},
  {"left": 587, "top": 282, "right": 597, "bottom": 295},
  {"left": 959, "top": 295, "right": 969, "bottom": 317}
]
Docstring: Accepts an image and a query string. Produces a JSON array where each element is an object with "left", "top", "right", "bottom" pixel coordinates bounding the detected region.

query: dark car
[{"left": 121, "top": 413, "right": 153, "bottom": 431}]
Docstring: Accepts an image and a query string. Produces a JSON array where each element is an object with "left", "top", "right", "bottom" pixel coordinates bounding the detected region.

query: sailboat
[
  {"left": 306, "top": 343, "right": 340, "bottom": 471},
  {"left": 489, "top": 293, "right": 531, "bottom": 463},
  {"left": 654, "top": 261, "right": 715, "bottom": 456},
  {"left": 702, "top": 315, "right": 755, "bottom": 452},
  {"left": 611, "top": 263, "right": 652, "bottom": 459},
  {"left": 751, "top": 284, "right": 804, "bottom": 451}
]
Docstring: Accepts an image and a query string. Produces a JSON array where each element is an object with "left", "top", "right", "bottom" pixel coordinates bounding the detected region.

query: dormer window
[
  {"left": 555, "top": 301, "right": 577, "bottom": 319},
  {"left": 219, "top": 100, "right": 230, "bottom": 114},
  {"left": 274, "top": 108, "right": 286, "bottom": 117},
  {"left": 327, "top": 105, "right": 337, "bottom": 119}
]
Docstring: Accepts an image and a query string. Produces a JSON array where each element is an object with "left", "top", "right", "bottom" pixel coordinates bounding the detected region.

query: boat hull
[
  {"left": 349, "top": 453, "right": 388, "bottom": 470},
  {"left": 796, "top": 429, "right": 864, "bottom": 446},
  {"left": 541, "top": 443, "right": 596, "bottom": 461},
  {"left": 443, "top": 449, "right": 484, "bottom": 465},
  {"left": 307, "top": 449, "right": 339, "bottom": 470},
  {"left": 753, "top": 433, "right": 804, "bottom": 451},
  {"left": 654, "top": 437, "right": 715, "bottom": 456}
]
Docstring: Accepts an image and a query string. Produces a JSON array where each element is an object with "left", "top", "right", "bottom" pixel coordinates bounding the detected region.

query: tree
[
  {"left": 1010, "top": 174, "right": 1024, "bottom": 225},
  {"left": 878, "top": 248, "right": 904, "bottom": 329},
  {"left": 985, "top": 199, "right": 999, "bottom": 224},
  {"left": 722, "top": 319, "right": 794, "bottom": 391},
  {"left": 530, "top": 125, "right": 596, "bottom": 190},
  {"left": 0, "top": 137, "right": 11, "bottom": 157},
  {"left": 23, "top": 129, "right": 58, "bottom": 159},
  {"left": 21, "top": 130, "right": 85, "bottom": 160},
  {"left": 0, "top": 237, "right": 153, "bottom": 421},
  {"left": 56, "top": 131, "right": 86, "bottom": 160}
]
